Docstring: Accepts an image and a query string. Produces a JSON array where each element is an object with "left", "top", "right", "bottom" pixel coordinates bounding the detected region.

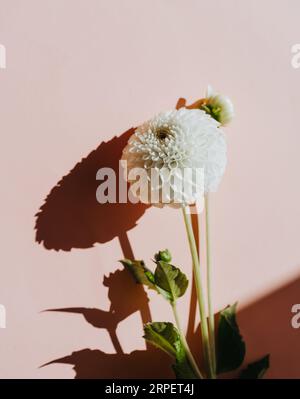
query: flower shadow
[{"left": 35, "top": 128, "right": 149, "bottom": 251}]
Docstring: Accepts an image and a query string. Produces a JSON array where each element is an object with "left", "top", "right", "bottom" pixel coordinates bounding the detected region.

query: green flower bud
[
  {"left": 155, "top": 249, "right": 172, "bottom": 263},
  {"left": 201, "top": 85, "right": 234, "bottom": 126}
]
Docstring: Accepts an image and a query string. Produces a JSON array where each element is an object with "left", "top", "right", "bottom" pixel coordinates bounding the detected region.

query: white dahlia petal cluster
[{"left": 122, "top": 108, "right": 227, "bottom": 207}]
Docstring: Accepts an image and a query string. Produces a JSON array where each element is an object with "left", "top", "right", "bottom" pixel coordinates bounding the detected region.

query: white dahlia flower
[
  {"left": 201, "top": 85, "right": 234, "bottom": 126},
  {"left": 121, "top": 108, "right": 226, "bottom": 207}
]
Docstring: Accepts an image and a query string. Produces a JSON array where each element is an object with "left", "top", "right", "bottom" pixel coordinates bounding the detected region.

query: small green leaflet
[
  {"left": 143, "top": 322, "right": 178, "bottom": 357},
  {"left": 154, "top": 261, "right": 188, "bottom": 303},
  {"left": 121, "top": 258, "right": 188, "bottom": 303},
  {"left": 120, "top": 259, "right": 157, "bottom": 291}
]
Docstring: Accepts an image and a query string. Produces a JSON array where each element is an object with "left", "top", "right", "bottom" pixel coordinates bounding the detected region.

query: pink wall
[{"left": 0, "top": 0, "right": 300, "bottom": 378}]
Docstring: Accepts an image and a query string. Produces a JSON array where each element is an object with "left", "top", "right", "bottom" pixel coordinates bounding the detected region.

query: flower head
[
  {"left": 122, "top": 108, "right": 226, "bottom": 208},
  {"left": 200, "top": 85, "right": 234, "bottom": 126}
]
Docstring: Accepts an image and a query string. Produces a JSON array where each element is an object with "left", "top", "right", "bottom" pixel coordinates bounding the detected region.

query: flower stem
[
  {"left": 205, "top": 194, "right": 216, "bottom": 375},
  {"left": 171, "top": 302, "right": 203, "bottom": 379},
  {"left": 182, "top": 205, "right": 214, "bottom": 378}
]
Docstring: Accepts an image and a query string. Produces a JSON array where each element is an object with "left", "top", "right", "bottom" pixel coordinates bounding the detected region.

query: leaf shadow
[{"left": 43, "top": 268, "right": 174, "bottom": 378}]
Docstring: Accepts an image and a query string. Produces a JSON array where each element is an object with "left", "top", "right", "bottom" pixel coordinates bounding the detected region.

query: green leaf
[
  {"left": 121, "top": 257, "right": 188, "bottom": 303},
  {"left": 172, "top": 342, "right": 198, "bottom": 379},
  {"left": 120, "top": 259, "right": 156, "bottom": 291},
  {"left": 239, "top": 355, "right": 270, "bottom": 379},
  {"left": 143, "top": 322, "right": 179, "bottom": 357},
  {"left": 154, "top": 261, "right": 188, "bottom": 303},
  {"left": 144, "top": 322, "right": 198, "bottom": 379},
  {"left": 217, "top": 303, "right": 246, "bottom": 374}
]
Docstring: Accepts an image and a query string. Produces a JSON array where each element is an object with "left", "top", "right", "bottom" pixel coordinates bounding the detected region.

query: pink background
[{"left": 0, "top": 0, "right": 300, "bottom": 378}]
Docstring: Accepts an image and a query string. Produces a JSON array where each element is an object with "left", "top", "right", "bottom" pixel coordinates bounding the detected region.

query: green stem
[
  {"left": 182, "top": 205, "right": 214, "bottom": 379},
  {"left": 205, "top": 194, "right": 216, "bottom": 375},
  {"left": 172, "top": 302, "right": 203, "bottom": 379}
]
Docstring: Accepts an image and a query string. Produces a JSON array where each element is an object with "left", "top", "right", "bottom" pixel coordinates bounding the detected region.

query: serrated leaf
[
  {"left": 143, "top": 322, "right": 179, "bottom": 357},
  {"left": 217, "top": 303, "right": 246, "bottom": 374},
  {"left": 120, "top": 259, "right": 157, "bottom": 290},
  {"left": 144, "top": 322, "right": 198, "bottom": 379},
  {"left": 154, "top": 261, "right": 188, "bottom": 303},
  {"left": 239, "top": 355, "right": 270, "bottom": 379}
]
